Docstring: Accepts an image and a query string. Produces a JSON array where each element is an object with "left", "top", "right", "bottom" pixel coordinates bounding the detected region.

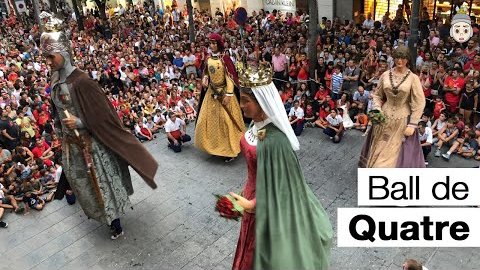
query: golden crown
[
  {"left": 236, "top": 62, "right": 273, "bottom": 88},
  {"left": 457, "top": 3, "right": 469, "bottom": 15}
]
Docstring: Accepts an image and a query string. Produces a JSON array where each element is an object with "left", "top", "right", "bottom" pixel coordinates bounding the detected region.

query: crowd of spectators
[{"left": 0, "top": 2, "right": 480, "bottom": 227}]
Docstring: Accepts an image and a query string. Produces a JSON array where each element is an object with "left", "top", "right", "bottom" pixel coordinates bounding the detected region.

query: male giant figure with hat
[
  {"left": 195, "top": 33, "right": 245, "bottom": 162},
  {"left": 39, "top": 13, "right": 158, "bottom": 239}
]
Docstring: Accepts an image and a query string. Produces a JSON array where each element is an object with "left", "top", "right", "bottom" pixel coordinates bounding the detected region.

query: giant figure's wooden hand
[
  {"left": 404, "top": 126, "right": 415, "bottom": 137},
  {"left": 229, "top": 192, "right": 255, "bottom": 213},
  {"left": 62, "top": 114, "right": 79, "bottom": 130},
  {"left": 222, "top": 96, "right": 231, "bottom": 106}
]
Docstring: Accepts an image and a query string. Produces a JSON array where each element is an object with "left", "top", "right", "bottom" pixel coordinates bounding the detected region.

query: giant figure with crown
[
  {"left": 39, "top": 13, "right": 158, "bottom": 240},
  {"left": 195, "top": 33, "right": 246, "bottom": 162},
  {"left": 225, "top": 45, "right": 333, "bottom": 270}
]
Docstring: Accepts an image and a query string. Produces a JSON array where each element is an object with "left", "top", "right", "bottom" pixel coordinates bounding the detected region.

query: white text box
[
  {"left": 338, "top": 208, "right": 480, "bottom": 247},
  {"left": 358, "top": 168, "right": 480, "bottom": 206}
]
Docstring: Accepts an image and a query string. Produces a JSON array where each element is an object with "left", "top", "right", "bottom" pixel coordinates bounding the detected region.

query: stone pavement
[{"left": 0, "top": 125, "right": 478, "bottom": 270}]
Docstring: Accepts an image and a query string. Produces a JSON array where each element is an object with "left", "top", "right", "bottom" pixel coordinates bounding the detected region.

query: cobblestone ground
[{"left": 0, "top": 125, "right": 478, "bottom": 270}]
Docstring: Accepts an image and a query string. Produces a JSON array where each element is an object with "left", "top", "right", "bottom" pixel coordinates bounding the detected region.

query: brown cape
[{"left": 58, "top": 69, "right": 158, "bottom": 189}]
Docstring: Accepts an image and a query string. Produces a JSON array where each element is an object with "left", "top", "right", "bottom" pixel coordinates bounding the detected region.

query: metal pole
[
  {"left": 450, "top": 1, "right": 454, "bottom": 20},
  {"left": 332, "top": 0, "right": 336, "bottom": 18},
  {"left": 433, "top": 0, "right": 436, "bottom": 22},
  {"left": 187, "top": 0, "right": 194, "bottom": 42},
  {"left": 373, "top": 0, "right": 377, "bottom": 20},
  {"left": 469, "top": 0, "right": 473, "bottom": 16},
  {"left": 409, "top": 0, "right": 420, "bottom": 73},
  {"left": 308, "top": 0, "right": 318, "bottom": 91}
]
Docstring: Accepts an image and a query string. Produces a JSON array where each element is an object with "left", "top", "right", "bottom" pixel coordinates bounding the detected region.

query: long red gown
[{"left": 232, "top": 135, "right": 256, "bottom": 270}]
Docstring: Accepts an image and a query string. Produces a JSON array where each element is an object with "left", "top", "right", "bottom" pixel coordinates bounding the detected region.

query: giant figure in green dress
[{"left": 229, "top": 63, "right": 333, "bottom": 269}]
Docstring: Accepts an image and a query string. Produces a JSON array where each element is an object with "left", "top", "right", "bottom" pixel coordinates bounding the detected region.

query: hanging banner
[
  {"left": 15, "top": 0, "right": 26, "bottom": 13},
  {"left": 263, "top": 0, "right": 296, "bottom": 13}
]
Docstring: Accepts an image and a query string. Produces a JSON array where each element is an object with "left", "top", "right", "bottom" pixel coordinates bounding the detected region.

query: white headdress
[{"left": 237, "top": 63, "right": 300, "bottom": 151}]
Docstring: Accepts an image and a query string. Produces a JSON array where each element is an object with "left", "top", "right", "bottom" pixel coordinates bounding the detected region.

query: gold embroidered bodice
[{"left": 207, "top": 56, "right": 234, "bottom": 95}]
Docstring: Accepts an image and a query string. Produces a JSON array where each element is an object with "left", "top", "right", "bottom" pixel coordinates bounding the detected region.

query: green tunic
[{"left": 255, "top": 124, "right": 333, "bottom": 270}]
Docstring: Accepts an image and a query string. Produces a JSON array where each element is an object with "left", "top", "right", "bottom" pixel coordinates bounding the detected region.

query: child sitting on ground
[
  {"left": 354, "top": 106, "right": 369, "bottom": 132},
  {"left": 315, "top": 104, "right": 331, "bottom": 129},
  {"left": 22, "top": 179, "right": 45, "bottom": 215},
  {"left": 304, "top": 104, "right": 316, "bottom": 127}
]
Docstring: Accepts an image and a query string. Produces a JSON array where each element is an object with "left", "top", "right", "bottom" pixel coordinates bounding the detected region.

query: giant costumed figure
[
  {"left": 228, "top": 62, "right": 333, "bottom": 269},
  {"left": 359, "top": 46, "right": 426, "bottom": 168},
  {"left": 195, "top": 33, "right": 245, "bottom": 162},
  {"left": 40, "top": 13, "right": 158, "bottom": 239}
]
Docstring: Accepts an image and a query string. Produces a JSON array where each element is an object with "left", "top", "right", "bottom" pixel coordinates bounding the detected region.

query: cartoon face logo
[{"left": 450, "top": 21, "right": 473, "bottom": 43}]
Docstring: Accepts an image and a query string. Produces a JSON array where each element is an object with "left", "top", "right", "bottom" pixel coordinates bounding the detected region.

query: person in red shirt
[
  {"left": 31, "top": 137, "right": 54, "bottom": 167},
  {"left": 304, "top": 104, "right": 316, "bottom": 127},
  {"left": 194, "top": 47, "right": 204, "bottom": 70},
  {"left": 433, "top": 96, "right": 446, "bottom": 119},
  {"left": 314, "top": 84, "right": 329, "bottom": 103},
  {"left": 325, "top": 95, "right": 336, "bottom": 109},
  {"left": 419, "top": 66, "right": 432, "bottom": 110},
  {"left": 110, "top": 97, "right": 119, "bottom": 109},
  {"left": 7, "top": 71, "right": 18, "bottom": 83},
  {"left": 37, "top": 110, "right": 49, "bottom": 132},
  {"left": 464, "top": 54, "right": 480, "bottom": 73},
  {"left": 464, "top": 40, "right": 478, "bottom": 61},
  {"left": 443, "top": 68, "right": 465, "bottom": 113},
  {"left": 314, "top": 103, "right": 331, "bottom": 129},
  {"left": 280, "top": 82, "right": 294, "bottom": 103},
  {"left": 297, "top": 53, "right": 309, "bottom": 81}
]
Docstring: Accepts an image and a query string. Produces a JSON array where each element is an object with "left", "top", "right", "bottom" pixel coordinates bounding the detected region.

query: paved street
[{"left": 0, "top": 125, "right": 478, "bottom": 270}]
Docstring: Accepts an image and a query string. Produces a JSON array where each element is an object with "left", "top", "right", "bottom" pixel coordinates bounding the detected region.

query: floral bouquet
[
  {"left": 368, "top": 109, "right": 386, "bottom": 125},
  {"left": 214, "top": 194, "right": 244, "bottom": 221}
]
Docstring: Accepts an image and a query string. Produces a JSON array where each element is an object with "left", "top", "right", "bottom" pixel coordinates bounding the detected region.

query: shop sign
[{"left": 263, "top": 0, "right": 296, "bottom": 13}]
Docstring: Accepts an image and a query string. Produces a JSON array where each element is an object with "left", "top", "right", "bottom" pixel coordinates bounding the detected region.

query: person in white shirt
[
  {"left": 288, "top": 100, "right": 305, "bottom": 136},
  {"left": 119, "top": 67, "right": 127, "bottom": 82},
  {"left": 323, "top": 108, "right": 344, "bottom": 143},
  {"left": 362, "top": 13, "right": 374, "bottom": 30},
  {"left": 165, "top": 111, "right": 191, "bottom": 153},
  {"left": 183, "top": 48, "right": 197, "bottom": 77},
  {"left": 145, "top": 116, "right": 161, "bottom": 134},
  {"left": 153, "top": 109, "right": 166, "bottom": 127},
  {"left": 418, "top": 121, "right": 433, "bottom": 165},
  {"left": 0, "top": 181, "right": 19, "bottom": 215},
  {"left": 134, "top": 121, "right": 154, "bottom": 142}
]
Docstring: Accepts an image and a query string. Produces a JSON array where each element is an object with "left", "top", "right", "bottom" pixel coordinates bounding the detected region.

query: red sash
[{"left": 170, "top": 130, "right": 181, "bottom": 140}]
